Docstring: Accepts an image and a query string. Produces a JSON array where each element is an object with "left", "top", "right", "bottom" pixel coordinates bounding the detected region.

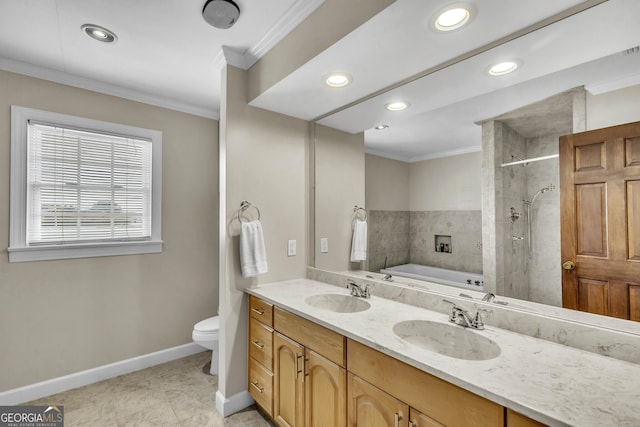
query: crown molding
[
  {"left": 243, "top": 0, "right": 325, "bottom": 68},
  {"left": 214, "top": 46, "right": 249, "bottom": 70},
  {"left": 364, "top": 145, "right": 482, "bottom": 163},
  {"left": 408, "top": 145, "right": 481, "bottom": 163},
  {"left": 364, "top": 147, "right": 412, "bottom": 163},
  {"left": 0, "top": 57, "right": 219, "bottom": 120},
  {"left": 585, "top": 73, "right": 640, "bottom": 95},
  {"left": 213, "top": 0, "right": 325, "bottom": 71}
]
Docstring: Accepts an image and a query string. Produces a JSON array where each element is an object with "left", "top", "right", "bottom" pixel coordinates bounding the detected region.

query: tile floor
[{"left": 24, "top": 351, "right": 274, "bottom": 427}]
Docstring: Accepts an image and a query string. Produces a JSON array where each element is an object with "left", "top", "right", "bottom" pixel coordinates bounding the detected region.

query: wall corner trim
[
  {"left": 0, "top": 343, "right": 204, "bottom": 405},
  {"left": 215, "top": 390, "right": 254, "bottom": 417}
]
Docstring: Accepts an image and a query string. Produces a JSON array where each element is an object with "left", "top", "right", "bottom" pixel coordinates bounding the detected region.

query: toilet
[{"left": 192, "top": 316, "right": 219, "bottom": 375}]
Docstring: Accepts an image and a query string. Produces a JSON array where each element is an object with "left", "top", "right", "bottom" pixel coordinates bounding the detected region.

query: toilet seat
[
  {"left": 192, "top": 316, "right": 220, "bottom": 354},
  {"left": 194, "top": 316, "right": 219, "bottom": 333}
]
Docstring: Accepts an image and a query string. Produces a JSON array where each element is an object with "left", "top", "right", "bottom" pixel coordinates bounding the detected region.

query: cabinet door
[
  {"left": 348, "top": 372, "right": 408, "bottom": 427},
  {"left": 305, "top": 349, "right": 346, "bottom": 427},
  {"left": 506, "top": 409, "right": 548, "bottom": 427},
  {"left": 274, "top": 332, "right": 305, "bottom": 427},
  {"left": 409, "top": 408, "right": 444, "bottom": 427}
]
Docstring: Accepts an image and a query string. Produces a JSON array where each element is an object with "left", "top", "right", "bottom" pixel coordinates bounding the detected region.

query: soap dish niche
[{"left": 435, "top": 235, "right": 452, "bottom": 253}]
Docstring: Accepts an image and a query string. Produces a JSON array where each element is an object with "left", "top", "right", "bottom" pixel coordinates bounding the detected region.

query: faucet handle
[
  {"left": 363, "top": 284, "right": 371, "bottom": 299},
  {"left": 442, "top": 299, "right": 469, "bottom": 325},
  {"left": 442, "top": 299, "right": 457, "bottom": 307},
  {"left": 481, "top": 292, "right": 496, "bottom": 302},
  {"left": 472, "top": 306, "right": 492, "bottom": 330}
]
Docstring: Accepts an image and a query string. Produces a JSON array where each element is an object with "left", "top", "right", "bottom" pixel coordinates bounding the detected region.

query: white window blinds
[{"left": 27, "top": 122, "right": 153, "bottom": 245}]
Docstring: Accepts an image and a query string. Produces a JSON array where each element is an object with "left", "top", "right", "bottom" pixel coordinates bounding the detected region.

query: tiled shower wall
[
  {"left": 366, "top": 210, "right": 483, "bottom": 274},
  {"left": 366, "top": 210, "right": 410, "bottom": 272}
]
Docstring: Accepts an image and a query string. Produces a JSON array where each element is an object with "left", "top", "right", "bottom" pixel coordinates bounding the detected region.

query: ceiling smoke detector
[{"left": 202, "top": 0, "right": 240, "bottom": 29}]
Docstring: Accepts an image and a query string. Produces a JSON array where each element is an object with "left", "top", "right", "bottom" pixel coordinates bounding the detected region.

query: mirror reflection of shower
[{"left": 523, "top": 184, "right": 556, "bottom": 256}]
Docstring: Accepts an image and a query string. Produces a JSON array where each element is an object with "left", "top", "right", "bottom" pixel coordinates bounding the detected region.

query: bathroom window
[{"left": 8, "top": 106, "right": 163, "bottom": 262}]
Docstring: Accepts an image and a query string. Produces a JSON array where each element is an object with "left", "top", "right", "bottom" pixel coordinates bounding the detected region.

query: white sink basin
[
  {"left": 304, "top": 294, "right": 371, "bottom": 313},
  {"left": 393, "top": 320, "right": 501, "bottom": 361}
]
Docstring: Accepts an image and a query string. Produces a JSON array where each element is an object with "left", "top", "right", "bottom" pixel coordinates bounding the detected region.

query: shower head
[
  {"left": 540, "top": 184, "right": 555, "bottom": 193},
  {"left": 525, "top": 184, "right": 555, "bottom": 205}
]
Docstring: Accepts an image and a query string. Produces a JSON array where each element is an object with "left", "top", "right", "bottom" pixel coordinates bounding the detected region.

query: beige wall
[
  {"left": 0, "top": 70, "right": 219, "bottom": 392},
  {"left": 409, "top": 151, "right": 482, "bottom": 211},
  {"left": 365, "top": 153, "right": 409, "bottom": 211},
  {"left": 587, "top": 84, "right": 640, "bottom": 130},
  {"left": 218, "top": 65, "right": 309, "bottom": 405},
  {"left": 315, "top": 125, "right": 365, "bottom": 271},
  {"left": 365, "top": 151, "right": 481, "bottom": 213}
]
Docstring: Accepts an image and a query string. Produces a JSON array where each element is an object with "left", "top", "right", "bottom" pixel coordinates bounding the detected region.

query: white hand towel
[
  {"left": 350, "top": 219, "right": 368, "bottom": 262},
  {"left": 240, "top": 220, "right": 268, "bottom": 278}
]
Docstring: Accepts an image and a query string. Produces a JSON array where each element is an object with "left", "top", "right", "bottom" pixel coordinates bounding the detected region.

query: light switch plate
[
  {"left": 288, "top": 239, "right": 296, "bottom": 256},
  {"left": 320, "top": 237, "right": 329, "bottom": 253}
]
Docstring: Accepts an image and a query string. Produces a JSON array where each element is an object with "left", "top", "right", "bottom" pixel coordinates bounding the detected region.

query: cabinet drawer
[
  {"left": 249, "top": 295, "right": 273, "bottom": 327},
  {"left": 274, "top": 307, "right": 346, "bottom": 367},
  {"left": 249, "top": 317, "right": 273, "bottom": 369},
  {"left": 347, "top": 339, "right": 503, "bottom": 427},
  {"left": 249, "top": 358, "right": 273, "bottom": 417}
]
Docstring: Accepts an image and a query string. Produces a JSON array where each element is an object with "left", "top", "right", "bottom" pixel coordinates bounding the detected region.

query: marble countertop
[{"left": 246, "top": 278, "right": 640, "bottom": 427}]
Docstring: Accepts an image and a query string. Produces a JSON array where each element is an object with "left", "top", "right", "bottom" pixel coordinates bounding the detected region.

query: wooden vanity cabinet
[
  {"left": 248, "top": 296, "right": 546, "bottom": 427},
  {"left": 347, "top": 338, "right": 504, "bottom": 427},
  {"left": 272, "top": 306, "right": 347, "bottom": 427},
  {"left": 506, "top": 409, "right": 548, "bottom": 427},
  {"left": 409, "top": 408, "right": 445, "bottom": 427},
  {"left": 348, "top": 372, "right": 408, "bottom": 427},
  {"left": 248, "top": 296, "right": 274, "bottom": 417}
]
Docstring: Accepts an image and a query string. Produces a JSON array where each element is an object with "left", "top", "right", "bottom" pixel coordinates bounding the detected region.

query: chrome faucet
[
  {"left": 442, "top": 299, "right": 485, "bottom": 329},
  {"left": 481, "top": 292, "right": 496, "bottom": 303},
  {"left": 346, "top": 279, "right": 370, "bottom": 298}
]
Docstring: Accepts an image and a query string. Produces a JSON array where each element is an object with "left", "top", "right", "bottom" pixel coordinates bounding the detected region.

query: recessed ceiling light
[
  {"left": 374, "top": 125, "right": 389, "bottom": 130},
  {"left": 488, "top": 61, "right": 519, "bottom": 76},
  {"left": 324, "top": 73, "right": 352, "bottom": 88},
  {"left": 82, "top": 24, "right": 117, "bottom": 43},
  {"left": 385, "top": 101, "right": 409, "bottom": 111},
  {"left": 433, "top": 4, "right": 474, "bottom": 32}
]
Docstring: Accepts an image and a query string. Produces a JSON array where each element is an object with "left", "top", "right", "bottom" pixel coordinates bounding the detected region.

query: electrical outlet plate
[
  {"left": 288, "top": 239, "right": 296, "bottom": 256},
  {"left": 320, "top": 237, "right": 328, "bottom": 253}
]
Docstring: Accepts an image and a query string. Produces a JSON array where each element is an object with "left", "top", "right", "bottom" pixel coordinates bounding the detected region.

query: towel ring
[
  {"left": 238, "top": 200, "right": 261, "bottom": 223},
  {"left": 353, "top": 205, "right": 367, "bottom": 221}
]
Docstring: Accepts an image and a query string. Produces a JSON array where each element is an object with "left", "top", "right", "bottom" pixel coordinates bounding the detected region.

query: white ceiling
[
  {"left": 1, "top": 0, "right": 639, "bottom": 161},
  {"left": 0, "top": 0, "right": 323, "bottom": 117}
]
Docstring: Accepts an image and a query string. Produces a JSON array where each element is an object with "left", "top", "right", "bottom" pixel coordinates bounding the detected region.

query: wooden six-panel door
[{"left": 560, "top": 120, "right": 640, "bottom": 321}]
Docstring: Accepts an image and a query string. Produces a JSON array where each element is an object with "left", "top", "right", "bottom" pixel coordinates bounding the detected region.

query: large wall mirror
[{"left": 310, "top": 0, "right": 640, "bottom": 329}]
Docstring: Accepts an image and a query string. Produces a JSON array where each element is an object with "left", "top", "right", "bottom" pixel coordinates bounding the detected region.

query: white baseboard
[
  {"left": 0, "top": 342, "right": 205, "bottom": 405},
  {"left": 216, "top": 389, "right": 254, "bottom": 417}
]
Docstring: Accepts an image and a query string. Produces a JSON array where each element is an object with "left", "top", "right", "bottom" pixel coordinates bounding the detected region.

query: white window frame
[{"left": 9, "top": 106, "right": 163, "bottom": 262}]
